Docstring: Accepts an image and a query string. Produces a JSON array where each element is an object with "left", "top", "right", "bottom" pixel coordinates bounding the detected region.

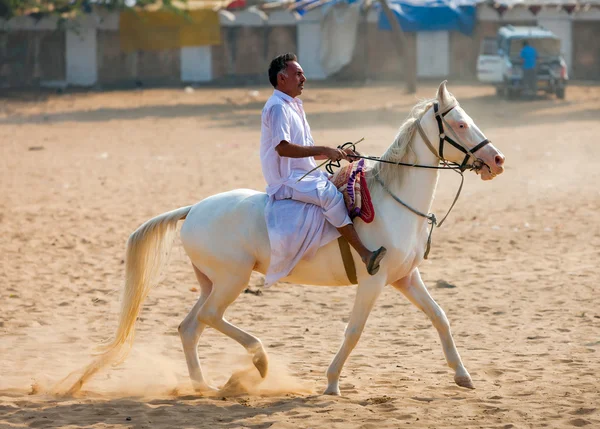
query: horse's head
[{"left": 431, "top": 81, "right": 505, "bottom": 181}]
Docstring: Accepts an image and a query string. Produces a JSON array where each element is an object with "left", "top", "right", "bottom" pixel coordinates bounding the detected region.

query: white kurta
[{"left": 260, "top": 90, "right": 351, "bottom": 285}]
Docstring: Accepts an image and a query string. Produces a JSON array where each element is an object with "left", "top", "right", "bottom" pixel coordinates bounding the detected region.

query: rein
[
  {"left": 326, "top": 101, "right": 491, "bottom": 259},
  {"left": 338, "top": 151, "right": 467, "bottom": 259}
]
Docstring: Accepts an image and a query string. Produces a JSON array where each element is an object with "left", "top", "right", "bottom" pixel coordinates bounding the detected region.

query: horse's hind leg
[
  {"left": 392, "top": 268, "right": 474, "bottom": 389},
  {"left": 178, "top": 264, "right": 216, "bottom": 393},
  {"left": 197, "top": 263, "right": 269, "bottom": 379}
]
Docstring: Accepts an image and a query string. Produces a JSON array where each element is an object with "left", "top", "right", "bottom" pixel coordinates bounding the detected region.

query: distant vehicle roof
[{"left": 498, "top": 25, "right": 559, "bottom": 39}]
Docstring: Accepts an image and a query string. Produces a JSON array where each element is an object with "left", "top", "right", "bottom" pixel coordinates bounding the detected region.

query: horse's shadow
[{"left": 1, "top": 393, "right": 335, "bottom": 429}]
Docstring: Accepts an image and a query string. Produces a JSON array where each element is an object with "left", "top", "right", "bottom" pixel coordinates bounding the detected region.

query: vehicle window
[
  {"left": 508, "top": 38, "right": 561, "bottom": 58},
  {"left": 481, "top": 37, "right": 498, "bottom": 55}
]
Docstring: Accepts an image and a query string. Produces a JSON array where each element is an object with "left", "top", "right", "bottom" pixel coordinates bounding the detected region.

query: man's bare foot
[{"left": 362, "top": 246, "right": 387, "bottom": 275}]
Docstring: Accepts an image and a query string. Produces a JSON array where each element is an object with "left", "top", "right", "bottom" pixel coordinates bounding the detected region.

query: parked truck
[{"left": 476, "top": 25, "right": 568, "bottom": 99}]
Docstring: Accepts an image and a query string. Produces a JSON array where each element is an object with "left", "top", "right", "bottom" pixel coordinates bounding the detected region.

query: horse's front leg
[
  {"left": 392, "top": 269, "right": 474, "bottom": 389},
  {"left": 324, "top": 278, "right": 386, "bottom": 396}
]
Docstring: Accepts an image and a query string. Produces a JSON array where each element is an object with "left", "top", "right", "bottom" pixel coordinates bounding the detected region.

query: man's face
[{"left": 277, "top": 61, "right": 306, "bottom": 98}]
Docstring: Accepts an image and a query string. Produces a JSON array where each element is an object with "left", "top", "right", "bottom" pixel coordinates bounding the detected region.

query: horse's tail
[{"left": 63, "top": 205, "right": 192, "bottom": 395}]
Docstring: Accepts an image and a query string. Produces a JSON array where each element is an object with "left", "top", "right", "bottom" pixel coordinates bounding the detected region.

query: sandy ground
[{"left": 1, "top": 81, "right": 599, "bottom": 429}]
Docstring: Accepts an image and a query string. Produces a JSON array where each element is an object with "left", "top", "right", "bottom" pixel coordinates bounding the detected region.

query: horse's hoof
[
  {"left": 323, "top": 382, "right": 342, "bottom": 396},
  {"left": 323, "top": 385, "right": 341, "bottom": 396},
  {"left": 454, "top": 375, "right": 475, "bottom": 389},
  {"left": 252, "top": 348, "right": 269, "bottom": 378}
]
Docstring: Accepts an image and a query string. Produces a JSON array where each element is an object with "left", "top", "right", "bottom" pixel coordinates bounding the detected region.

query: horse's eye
[{"left": 459, "top": 123, "right": 466, "bottom": 129}]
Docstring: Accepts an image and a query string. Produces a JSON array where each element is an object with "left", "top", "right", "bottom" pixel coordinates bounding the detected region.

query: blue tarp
[{"left": 378, "top": 0, "right": 478, "bottom": 36}]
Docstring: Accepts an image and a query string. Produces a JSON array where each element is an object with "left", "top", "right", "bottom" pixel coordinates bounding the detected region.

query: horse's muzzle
[{"left": 477, "top": 145, "right": 505, "bottom": 180}]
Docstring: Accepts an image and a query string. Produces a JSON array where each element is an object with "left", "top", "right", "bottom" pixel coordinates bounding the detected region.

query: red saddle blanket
[{"left": 330, "top": 159, "right": 375, "bottom": 223}]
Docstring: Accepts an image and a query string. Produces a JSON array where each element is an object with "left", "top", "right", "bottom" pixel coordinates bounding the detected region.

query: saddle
[
  {"left": 330, "top": 159, "right": 375, "bottom": 224},
  {"left": 330, "top": 159, "right": 375, "bottom": 284}
]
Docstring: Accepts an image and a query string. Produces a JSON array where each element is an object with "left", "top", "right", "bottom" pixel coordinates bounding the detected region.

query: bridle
[
  {"left": 417, "top": 101, "right": 491, "bottom": 173},
  {"left": 327, "top": 101, "right": 493, "bottom": 259}
]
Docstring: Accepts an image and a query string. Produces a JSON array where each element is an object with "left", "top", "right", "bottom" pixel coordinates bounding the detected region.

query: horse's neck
[{"left": 382, "top": 116, "right": 441, "bottom": 218}]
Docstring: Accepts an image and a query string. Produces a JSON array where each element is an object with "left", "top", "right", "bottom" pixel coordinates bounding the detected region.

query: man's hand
[
  {"left": 322, "top": 147, "right": 350, "bottom": 162},
  {"left": 322, "top": 146, "right": 361, "bottom": 162},
  {"left": 342, "top": 146, "right": 360, "bottom": 160}
]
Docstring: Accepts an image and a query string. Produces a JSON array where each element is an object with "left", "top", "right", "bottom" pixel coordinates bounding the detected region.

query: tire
[
  {"left": 556, "top": 87, "right": 565, "bottom": 99},
  {"left": 502, "top": 81, "right": 511, "bottom": 100},
  {"left": 507, "top": 87, "right": 518, "bottom": 100}
]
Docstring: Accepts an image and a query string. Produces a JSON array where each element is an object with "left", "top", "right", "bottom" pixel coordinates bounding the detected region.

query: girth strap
[{"left": 338, "top": 237, "right": 358, "bottom": 284}]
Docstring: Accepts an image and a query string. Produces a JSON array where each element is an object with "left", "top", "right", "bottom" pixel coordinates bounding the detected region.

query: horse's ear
[{"left": 436, "top": 80, "right": 450, "bottom": 105}]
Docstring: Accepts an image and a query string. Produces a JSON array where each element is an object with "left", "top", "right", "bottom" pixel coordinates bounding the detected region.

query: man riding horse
[{"left": 260, "top": 53, "right": 387, "bottom": 284}]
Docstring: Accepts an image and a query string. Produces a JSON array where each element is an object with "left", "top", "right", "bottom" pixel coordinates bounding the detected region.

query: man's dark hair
[
  {"left": 523, "top": 40, "right": 529, "bottom": 47},
  {"left": 268, "top": 53, "right": 297, "bottom": 88}
]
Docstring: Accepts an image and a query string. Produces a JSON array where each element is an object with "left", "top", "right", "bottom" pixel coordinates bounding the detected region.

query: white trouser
[{"left": 275, "top": 181, "right": 352, "bottom": 229}]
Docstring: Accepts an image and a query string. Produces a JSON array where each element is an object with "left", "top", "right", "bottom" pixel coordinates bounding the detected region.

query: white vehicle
[{"left": 477, "top": 25, "right": 568, "bottom": 99}]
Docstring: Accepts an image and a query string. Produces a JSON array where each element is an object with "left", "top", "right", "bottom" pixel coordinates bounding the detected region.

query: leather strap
[
  {"left": 338, "top": 237, "right": 358, "bottom": 284},
  {"left": 417, "top": 119, "right": 440, "bottom": 160}
]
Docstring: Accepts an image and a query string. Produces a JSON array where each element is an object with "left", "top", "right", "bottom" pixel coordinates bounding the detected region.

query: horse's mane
[{"left": 366, "top": 94, "right": 456, "bottom": 192}]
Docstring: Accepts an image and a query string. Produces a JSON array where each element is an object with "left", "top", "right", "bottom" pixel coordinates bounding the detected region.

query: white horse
[{"left": 66, "top": 82, "right": 505, "bottom": 396}]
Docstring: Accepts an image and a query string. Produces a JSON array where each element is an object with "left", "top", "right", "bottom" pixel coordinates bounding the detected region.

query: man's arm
[
  {"left": 268, "top": 105, "right": 357, "bottom": 161},
  {"left": 276, "top": 140, "right": 347, "bottom": 161}
]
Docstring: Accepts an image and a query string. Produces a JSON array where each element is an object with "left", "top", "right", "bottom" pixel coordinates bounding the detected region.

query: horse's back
[
  {"left": 188, "top": 188, "right": 266, "bottom": 221},
  {"left": 180, "top": 189, "right": 271, "bottom": 275}
]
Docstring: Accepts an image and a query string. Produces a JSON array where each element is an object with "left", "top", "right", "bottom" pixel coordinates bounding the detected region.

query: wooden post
[{"left": 377, "top": 0, "right": 416, "bottom": 93}]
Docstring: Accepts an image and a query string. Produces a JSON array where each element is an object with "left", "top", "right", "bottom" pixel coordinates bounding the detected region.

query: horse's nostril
[{"left": 495, "top": 155, "right": 505, "bottom": 167}]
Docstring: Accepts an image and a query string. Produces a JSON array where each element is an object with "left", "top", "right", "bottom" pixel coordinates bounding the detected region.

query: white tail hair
[{"left": 63, "top": 205, "right": 192, "bottom": 395}]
